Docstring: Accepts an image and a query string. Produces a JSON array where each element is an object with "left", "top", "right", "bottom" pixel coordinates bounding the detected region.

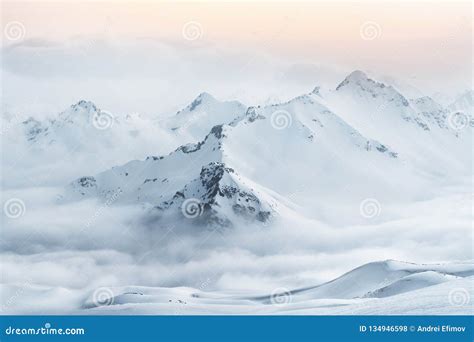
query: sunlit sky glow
[{"left": 1, "top": 1, "right": 472, "bottom": 116}]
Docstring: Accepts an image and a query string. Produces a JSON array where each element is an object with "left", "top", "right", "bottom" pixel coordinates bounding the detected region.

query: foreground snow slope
[
  {"left": 2, "top": 260, "right": 471, "bottom": 315},
  {"left": 82, "top": 260, "right": 474, "bottom": 315}
]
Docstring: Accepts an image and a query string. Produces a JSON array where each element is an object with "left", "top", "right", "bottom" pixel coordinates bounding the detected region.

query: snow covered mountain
[
  {"left": 22, "top": 100, "right": 118, "bottom": 148},
  {"left": 64, "top": 79, "right": 435, "bottom": 227},
  {"left": 161, "top": 92, "right": 247, "bottom": 143},
  {"left": 2, "top": 70, "right": 472, "bottom": 316},
  {"left": 19, "top": 100, "right": 173, "bottom": 154},
  {"left": 318, "top": 71, "right": 472, "bottom": 178},
  {"left": 61, "top": 70, "right": 473, "bottom": 228},
  {"left": 448, "top": 90, "right": 473, "bottom": 114},
  {"left": 409, "top": 96, "right": 448, "bottom": 130},
  {"left": 1, "top": 100, "right": 180, "bottom": 187}
]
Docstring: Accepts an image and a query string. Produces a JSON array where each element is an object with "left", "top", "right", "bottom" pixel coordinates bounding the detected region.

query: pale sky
[{"left": 1, "top": 1, "right": 472, "bottom": 116}]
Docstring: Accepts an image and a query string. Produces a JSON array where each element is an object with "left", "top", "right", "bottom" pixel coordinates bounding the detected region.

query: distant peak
[
  {"left": 336, "top": 70, "right": 391, "bottom": 92},
  {"left": 245, "top": 106, "right": 257, "bottom": 116},
  {"left": 194, "top": 92, "right": 216, "bottom": 104},
  {"left": 71, "top": 100, "right": 98, "bottom": 112},
  {"left": 311, "top": 86, "right": 321, "bottom": 95},
  {"left": 244, "top": 106, "right": 265, "bottom": 123},
  {"left": 347, "top": 70, "right": 368, "bottom": 81},
  {"left": 197, "top": 91, "right": 214, "bottom": 99},
  {"left": 335, "top": 71, "right": 410, "bottom": 106},
  {"left": 336, "top": 70, "right": 370, "bottom": 90},
  {"left": 183, "top": 92, "right": 216, "bottom": 113}
]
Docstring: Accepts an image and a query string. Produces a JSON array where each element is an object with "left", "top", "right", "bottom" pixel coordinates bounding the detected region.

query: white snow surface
[{"left": 2, "top": 260, "right": 472, "bottom": 315}]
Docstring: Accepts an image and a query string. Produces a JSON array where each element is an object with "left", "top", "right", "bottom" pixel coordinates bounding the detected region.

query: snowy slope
[
  {"left": 1, "top": 100, "right": 179, "bottom": 188},
  {"left": 319, "top": 71, "right": 472, "bottom": 179},
  {"left": 409, "top": 96, "right": 449, "bottom": 130},
  {"left": 5, "top": 260, "right": 469, "bottom": 315},
  {"left": 63, "top": 86, "right": 432, "bottom": 227},
  {"left": 283, "top": 260, "right": 472, "bottom": 301},
  {"left": 161, "top": 92, "right": 247, "bottom": 144},
  {"left": 63, "top": 124, "right": 279, "bottom": 228},
  {"left": 448, "top": 90, "right": 473, "bottom": 114},
  {"left": 2, "top": 70, "right": 472, "bottom": 316},
  {"left": 19, "top": 100, "right": 174, "bottom": 154},
  {"left": 21, "top": 100, "right": 120, "bottom": 149}
]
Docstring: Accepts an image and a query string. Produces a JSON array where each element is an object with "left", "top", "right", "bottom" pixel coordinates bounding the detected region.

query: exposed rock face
[
  {"left": 68, "top": 176, "right": 97, "bottom": 196},
  {"left": 336, "top": 70, "right": 409, "bottom": 107},
  {"left": 154, "top": 162, "right": 273, "bottom": 228}
]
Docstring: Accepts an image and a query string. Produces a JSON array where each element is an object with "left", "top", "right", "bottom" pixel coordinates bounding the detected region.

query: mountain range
[
  {"left": 51, "top": 71, "right": 471, "bottom": 229},
  {"left": 5, "top": 70, "right": 471, "bottom": 228},
  {"left": 2, "top": 70, "right": 472, "bottom": 315}
]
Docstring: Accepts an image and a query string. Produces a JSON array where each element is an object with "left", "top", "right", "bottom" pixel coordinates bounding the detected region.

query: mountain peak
[
  {"left": 71, "top": 100, "right": 98, "bottom": 113},
  {"left": 335, "top": 70, "right": 409, "bottom": 107},
  {"left": 346, "top": 70, "right": 369, "bottom": 81},
  {"left": 335, "top": 70, "right": 372, "bottom": 90},
  {"left": 243, "top": 106, "right": 265, "bottom": 123},
  {"left": 177, "top": 92, "right": 217, "bottom": 114},
  {"left": 56, "top": 100, "right": 102, "bottom": 125},
  {"left": 196, "top": 92, "right": 214, "bottom": 100},
  {"left": 311, "top": 86, "right": 321, "bottom": 96}
]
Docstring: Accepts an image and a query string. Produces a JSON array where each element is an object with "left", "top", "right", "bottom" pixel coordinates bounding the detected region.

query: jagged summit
[
  {"left": 343, "top": 70, "right": 368, "bottom": 82},
  {"left": 64, "top": 119, "right": 276, "bottom": 228},
  {"left": 56, "top": 100, "right": 105, "bottom": 124},
  {"left": 335, "top": 70, "right": 409, "bottom": 107},
  {"left": 337, "top": 70, "right": 380, "bottom": 90},
  {"left": 335, "top": 70, "right": 372, "bottom": 90},
  {"left": 21, "top": 100, "right": 104, "bottom": 144},
  {"left": 177, "top": 92, "right": 217, "bottom": 114},
  {"left": 154, "top": 161, "right": 274, "bottom": 227},
  {"left": 164, "top": 92, "right": 247, "bottom": 142},
  {"left": 70, "top": 100, "right": 98, "bottom": 112},
  {"left": 58, "top": 74, "right": 471, "bottom": 231},
  {"left": 310, "top": 86, "right": 321, "bottom": 96},
  {"left": 63, "top": 84, "right": 412, "bottom": 230}
]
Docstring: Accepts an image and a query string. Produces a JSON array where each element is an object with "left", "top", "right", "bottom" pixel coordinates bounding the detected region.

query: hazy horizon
[{"left": 1, "top": 1, "right": 472, "bottom": 118}]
